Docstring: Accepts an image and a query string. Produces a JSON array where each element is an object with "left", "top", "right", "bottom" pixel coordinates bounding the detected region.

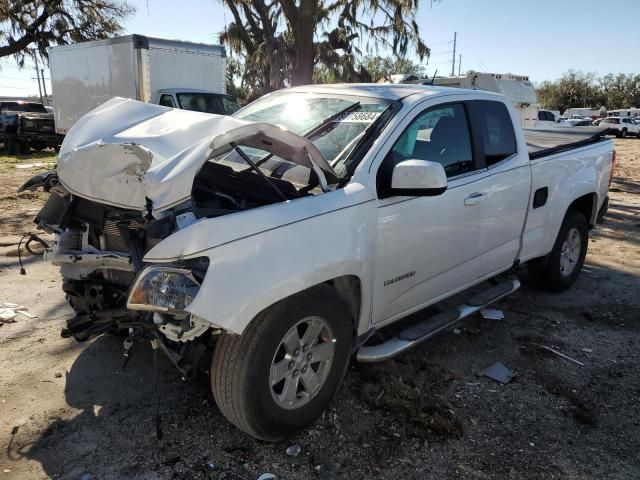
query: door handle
[{"left": 464, "top": 192, "right": 489, "bottom": 206}]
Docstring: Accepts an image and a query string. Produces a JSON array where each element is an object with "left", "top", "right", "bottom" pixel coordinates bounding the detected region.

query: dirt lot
[{"left": 0, "top": 140, "right": 638, "bottom": 480}]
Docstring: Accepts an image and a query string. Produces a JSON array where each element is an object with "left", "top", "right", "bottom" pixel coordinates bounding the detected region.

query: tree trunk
[{"left": 290, "top": 0, "right": 316, "bottom": 86}]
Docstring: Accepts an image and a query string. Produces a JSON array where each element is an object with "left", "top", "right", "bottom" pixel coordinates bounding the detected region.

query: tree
[
  {"left": 600, "top": 73, "right": 640, "bottom": 109},
  {"left": 221, "top": 0, "right": 429, "bottom": 96},
  {"left": 537, "top": 71, "right": 640, "bottom": 112},
  {"left": 359, "top": 55, "right": 426, "bottom": 82},
  {"left": 537, "top": 70, "right": 602, "bottom": 113},
  {"left": 0, "top": 0, "right": 134, "bottom": 66}
]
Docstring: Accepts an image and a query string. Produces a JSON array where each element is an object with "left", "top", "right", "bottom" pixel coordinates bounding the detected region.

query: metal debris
[
  {"left": 480, "top": 308, "right": 504, "bottom": 320},
  {"left": 257, "top": 474, "right": 276, "bottom": 480},
  {"left": 285, "top": 444, "right": 301, "bottom": 456},
  {"left": 480, "top": 362, "right": 514, "bottom": 384},
  {"left": 538, "top": 345, "right": 584, "bottom": 366}
]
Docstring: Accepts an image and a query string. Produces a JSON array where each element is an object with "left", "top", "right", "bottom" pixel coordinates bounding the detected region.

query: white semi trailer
[
  {"left": 49, "top": 34, "right": 237, "bottom": 134},
  {"left": 429, "top": 72, "right": 541, "bottom": 128},
  {"left": 396, "top": 72, "right": 541, "bottom": 127}
]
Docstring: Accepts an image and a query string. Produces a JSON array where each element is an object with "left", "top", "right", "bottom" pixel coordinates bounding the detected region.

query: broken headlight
[{"left": 127, "top": 266, "right": 201, "bottom": 314}]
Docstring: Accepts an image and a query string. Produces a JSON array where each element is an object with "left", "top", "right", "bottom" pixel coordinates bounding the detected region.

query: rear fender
[{"left": 520, "top": 144, "right": 612, "bottom": 262}]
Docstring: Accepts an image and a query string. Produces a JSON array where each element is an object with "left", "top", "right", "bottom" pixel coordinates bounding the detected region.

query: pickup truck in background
[
  {"left": 536, "top": 108, "right": 558, "bottom": 127},
  {"left": 22, "top": 84, "right": 614, "bottom": 441},
  {"left": 49, "top": 34, "right": 238, "bottom": 135},
  {"left": 600, "top": 116, "right": 640, "bottom": 138},
  {"left": 0, "top": 101, "right": 63, "bottom": 154}
]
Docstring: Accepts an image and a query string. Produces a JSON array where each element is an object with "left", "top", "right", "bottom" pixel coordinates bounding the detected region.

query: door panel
[
  {"left": 372, "top": 98, "right": 530, "bottom": 325},
  {"left": 373, "top": 174, "right": 493, "bottom": 324}
]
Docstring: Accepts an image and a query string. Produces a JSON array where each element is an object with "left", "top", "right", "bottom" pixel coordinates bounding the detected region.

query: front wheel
[
  {"left": 528, "top": 209, "right": 588, "bottom": 292},
  {"left": 211, "top": 284, "right": 353, "bottom": 441}
]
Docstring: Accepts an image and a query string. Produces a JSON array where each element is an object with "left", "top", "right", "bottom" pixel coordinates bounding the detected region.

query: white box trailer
[
  {"left": 50, "top": 34, "right": 227, "bottom": 134},
  {"left": 607, "top": 108, "right": 640, "bottom": 119},
  {"left": 427, "top": 72, "right": 541, "bottom": 128},
  {"left": 565, "top": 108, "right": 602, "bottom": 119}
]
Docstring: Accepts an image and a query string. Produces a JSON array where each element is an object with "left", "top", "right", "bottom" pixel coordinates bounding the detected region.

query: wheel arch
[
  {"left": 568, "top": 192, "right": 598, "bottom": 227},
  {"left": 326, "top": 275, "right": 362, "bottom": 328}
]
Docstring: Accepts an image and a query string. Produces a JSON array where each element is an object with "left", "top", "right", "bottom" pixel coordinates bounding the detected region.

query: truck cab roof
[{"left": 285, "top": 83, "right": 504, "bottom": 102}]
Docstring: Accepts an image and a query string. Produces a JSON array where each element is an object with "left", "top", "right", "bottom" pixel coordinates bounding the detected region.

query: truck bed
[{"left": 524, "top": 126, "right": 610, "bottom": 160}]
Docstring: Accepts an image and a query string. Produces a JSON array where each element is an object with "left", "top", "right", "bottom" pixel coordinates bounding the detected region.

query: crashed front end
[{"left": 25, "top": 97, "right": 336, "bottom": 358}]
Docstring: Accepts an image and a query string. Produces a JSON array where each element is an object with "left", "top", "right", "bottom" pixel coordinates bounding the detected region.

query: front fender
[{"left": 145, "top": 193, "right": 377, "bottom": 335}]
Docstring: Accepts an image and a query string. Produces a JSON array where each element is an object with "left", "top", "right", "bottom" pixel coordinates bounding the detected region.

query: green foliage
[
  {"left": 537, "top": 70, "right": 640, "bottom": 112},
  {"left": 359, "top": 55, "right": 426, "bottom": 82},
  {"left": 220, "top": 0, "right": 430, "bottom": 97},
  {"left": 0, "top": 0, "right": 134, "bottom": 66}
]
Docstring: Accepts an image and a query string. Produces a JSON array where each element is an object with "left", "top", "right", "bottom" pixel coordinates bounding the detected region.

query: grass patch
[
  {"left": 0, "top": 148, "right": 57, "bottom": 173},
  {"left": 0, "top": 151, "right": 57, "bottom": 164}
]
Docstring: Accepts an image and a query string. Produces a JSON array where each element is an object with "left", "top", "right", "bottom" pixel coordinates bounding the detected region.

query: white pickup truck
[{"left": 22, "top": 84, "right": 614, "bottom": 441}]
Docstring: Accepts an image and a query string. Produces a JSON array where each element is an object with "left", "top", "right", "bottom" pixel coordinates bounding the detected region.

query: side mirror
[{"left": 389, "top": 159, "right": 447, "bottom": 197}]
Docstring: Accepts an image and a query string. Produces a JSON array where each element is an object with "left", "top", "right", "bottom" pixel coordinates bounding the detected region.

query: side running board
[{"left": 357, "top": 278, "right": 520, "bottom": 363}]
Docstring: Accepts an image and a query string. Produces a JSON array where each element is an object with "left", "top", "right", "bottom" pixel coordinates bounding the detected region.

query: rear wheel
[
  {"left": 528, "top": 209, "right": 588, "bottom": 292},
  {"left": 211, "top": 284, "right": 353, "bottom": 441}
]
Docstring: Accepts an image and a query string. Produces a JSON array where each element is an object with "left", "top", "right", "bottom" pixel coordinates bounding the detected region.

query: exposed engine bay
[
  {"left": 21, "top": 154, "right": 313, "bottom": 377},
  {"left": 20, "top": 94, "right": 391, "bottom": 376}
]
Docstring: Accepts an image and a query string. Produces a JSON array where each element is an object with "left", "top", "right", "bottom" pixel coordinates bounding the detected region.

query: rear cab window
[{"left": 468, "top": 100, "right": 517, "bottom": 167}]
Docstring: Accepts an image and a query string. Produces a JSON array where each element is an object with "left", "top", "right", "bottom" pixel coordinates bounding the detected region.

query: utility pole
[
  {"left": 33, "top": 55, "right": 44, "bottom": 104},
  {"left": 451, "top": 32, "right": 457, "bottom": 76},
  {"left": 41, "top": 68, "right": 48, "bottom": 103},
  {"left": 458, "top": 54, "right": 462, "bottom": 76}
]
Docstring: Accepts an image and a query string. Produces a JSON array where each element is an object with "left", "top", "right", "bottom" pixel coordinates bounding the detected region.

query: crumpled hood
[
  {"left": 57, "top": 97, "right": 334, "bottom": 212},
  {"left": 57, "top": 97, "right": 252, "bottom": 211}
]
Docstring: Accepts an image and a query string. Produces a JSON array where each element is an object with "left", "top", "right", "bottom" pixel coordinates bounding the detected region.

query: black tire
[
  {"left": 528, "top": 209, "right": 588, "bottom": 292},
  {"left": 7, "top": 135, "right": 21, "bottom": 155},
  {"left": 620, "top": 128, "right": 627, "bottom": 138},
  {"left": 211, "top": 284, "right": 353, "bottom": 441}
]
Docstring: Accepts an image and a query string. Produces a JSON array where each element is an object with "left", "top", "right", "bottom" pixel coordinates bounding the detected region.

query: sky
[{"left": 1, "top": 0, "right": 639, "bottom": 97}]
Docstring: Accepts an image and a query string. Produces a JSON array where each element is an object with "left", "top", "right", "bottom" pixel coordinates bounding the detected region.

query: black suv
[{"left": 0, "top": 101, "right": 64, "bottom": 154}]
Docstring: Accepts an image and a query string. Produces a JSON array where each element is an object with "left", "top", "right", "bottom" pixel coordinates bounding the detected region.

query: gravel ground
[{"left": 0, "top": 140, "right": 638, "bottom": 480}]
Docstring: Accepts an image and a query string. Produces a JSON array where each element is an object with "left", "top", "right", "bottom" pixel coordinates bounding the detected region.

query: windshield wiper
[
  {"left": 302, "top": 101, "right": 361, "bottom": 138},
  {"left": 231, "top": 142, "right": 289, "bottom": 201}
]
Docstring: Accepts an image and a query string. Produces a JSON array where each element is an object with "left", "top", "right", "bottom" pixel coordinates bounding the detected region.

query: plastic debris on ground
[
  {"left": 15, "top": 162, "right": 54, "bottom": 170},
  {"left": 0, "top": 302, "right": 37, "bottom": 324},
  {"left": 480, "top": 308, "right": 505, "bottom": 320},
  {"left": 286, "top": 444, "right": 301, "bottom": 456},
  {"left": 257, "top": 474, "right": 276, "bottom": 480},
  {"left": 480, "top": 362, "right": 514, "bottom": 384}
]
